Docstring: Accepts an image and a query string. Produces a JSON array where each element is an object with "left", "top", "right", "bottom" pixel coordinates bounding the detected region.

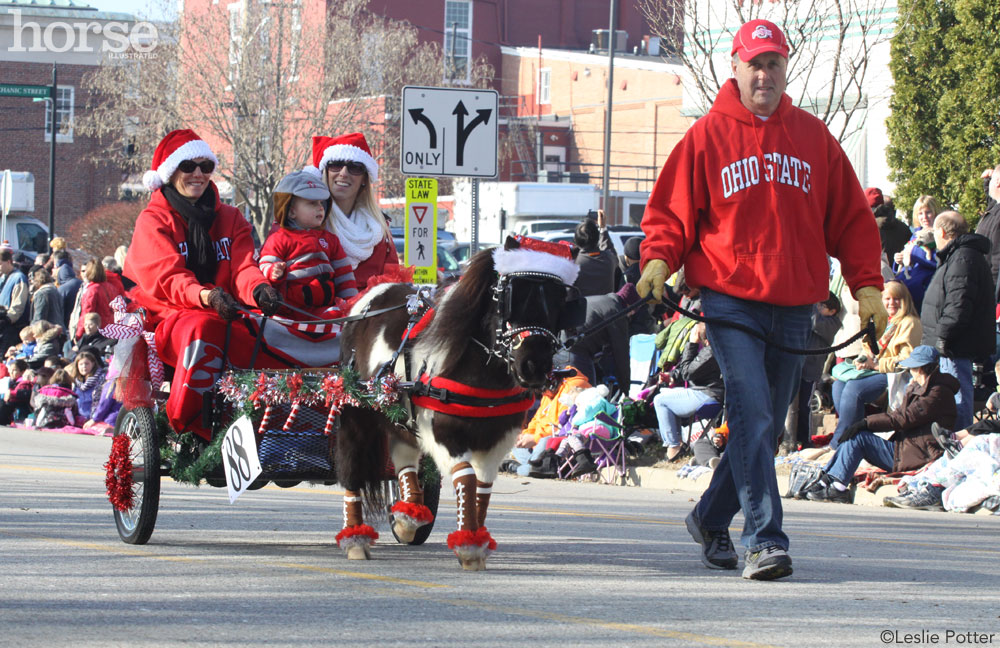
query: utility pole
[
  {"left": 48, "top": 63, "right": 56, "bottom": 248},
  {"left": 601, "top": 1, "right": 617, "bottom": 218}
]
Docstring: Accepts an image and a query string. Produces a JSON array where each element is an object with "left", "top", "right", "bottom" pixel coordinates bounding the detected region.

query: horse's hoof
[
  {"left": 459, "top": 555, "right": 486, "bottom": 571},
  {"left": 392, "top": 519, "right": 418, "bottom": 544},
  {"left": 346, "top": 544, "right": 371, "bottom": 560}
]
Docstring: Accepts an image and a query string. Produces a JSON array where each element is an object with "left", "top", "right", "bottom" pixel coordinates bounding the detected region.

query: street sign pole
[
  {"left": 48, "top": 64, "right": 56, "bottom": 250},
  {"left": 470, "top": 178, "right": 479, "bottom": 255},
  {"left": 1, "top": 169, "right": 11, "bottom": 248}
]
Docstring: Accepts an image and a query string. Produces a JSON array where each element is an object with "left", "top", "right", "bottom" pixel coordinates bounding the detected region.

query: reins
[{"left": 563, "top": 294, "right": 880, "bottom": 358}]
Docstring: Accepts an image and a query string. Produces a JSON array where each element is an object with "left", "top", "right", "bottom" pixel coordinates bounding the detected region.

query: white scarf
[{"left": 326, "top": 201, "right": 384, "bottom": 269}]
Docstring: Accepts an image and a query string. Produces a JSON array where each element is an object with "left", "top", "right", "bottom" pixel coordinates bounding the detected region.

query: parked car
[
  {"left": 391, "top": 237, "right": 462, "bottom": 284},
  {"left": 536, "top": 225, "right": 644, "bottom": 255},
  {"left": 0, "top": 216, "right": 49, "bottom": 260},
  {"left": 446, "top": 241, "right": 499, "bottom": 266}
]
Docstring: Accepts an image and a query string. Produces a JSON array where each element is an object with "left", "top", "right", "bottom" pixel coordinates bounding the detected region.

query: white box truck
[{"left": 451, "top": 181, "right": 600, "bottom": 242}]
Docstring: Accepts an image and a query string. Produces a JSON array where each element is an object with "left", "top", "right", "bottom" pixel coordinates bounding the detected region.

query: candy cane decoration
[
  {"left": 323, "top": 404, "right": 337, "bottom": 436},
  {"left": 283, "top": 401, "right": 302, "bottom": 432},
  {"left": 258, "top": 404, "right": 274, "bottom": 434}
]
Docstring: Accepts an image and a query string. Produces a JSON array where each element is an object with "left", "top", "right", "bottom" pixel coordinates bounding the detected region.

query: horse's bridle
[{"left": 489, "top": 271, "right": 565, "bottom": 368}]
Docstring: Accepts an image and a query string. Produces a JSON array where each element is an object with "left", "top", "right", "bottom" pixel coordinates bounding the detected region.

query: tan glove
[
  {"left": 856, "top": 285, "right": 888, "bottom": 339},
  {"left": 636, "top": 259, "right": 670, "bottom": 302}
]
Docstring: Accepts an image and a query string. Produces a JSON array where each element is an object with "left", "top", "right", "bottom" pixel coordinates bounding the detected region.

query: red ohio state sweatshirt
[{"left": 640, "top": 78, "right": 883, "bottom": 306}]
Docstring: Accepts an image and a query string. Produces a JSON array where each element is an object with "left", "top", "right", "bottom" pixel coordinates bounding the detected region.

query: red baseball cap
[
  {"left": 731, "top": 19, "right": 789, "bottom": 62},
  {"left": 865, "top": 187, "right": 884, "bottom": 208}
]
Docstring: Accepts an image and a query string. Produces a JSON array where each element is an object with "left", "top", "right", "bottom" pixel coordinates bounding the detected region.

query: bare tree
[
  {"left": 639, "top": 0, "right": 899, "bottom": 142},
  {"left": 80, "top": 0, "right": 492, "bottom": 239}
]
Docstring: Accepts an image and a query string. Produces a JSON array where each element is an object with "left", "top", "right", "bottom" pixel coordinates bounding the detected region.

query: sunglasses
[
  {"left": 177, "top": 159, "right": 216, "bottom": 174},
  {"left": 326, "top": 160, "right": 367, "bottom": 176}
]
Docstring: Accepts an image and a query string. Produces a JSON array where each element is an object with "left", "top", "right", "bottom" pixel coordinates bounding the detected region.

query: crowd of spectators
[
  {"left": 0, "top": 239, "right": 125, "bottom": 434},
  {"left": 509, "top": 172, "right": 1000, "bottom": 515}
]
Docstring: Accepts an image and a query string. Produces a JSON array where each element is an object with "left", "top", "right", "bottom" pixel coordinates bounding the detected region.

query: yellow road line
[
  {"left": 0, "top": 529, "right": 446, "bottom": 588},
  {"left": 0, "top": 528, "right": 773, "bottom": 648},
  {"left": 5, "top": 463, "right": 1000, "bottom": 556}
]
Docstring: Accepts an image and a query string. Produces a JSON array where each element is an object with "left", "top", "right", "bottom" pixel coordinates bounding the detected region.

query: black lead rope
[{"left": 565, "top": 294, "right": 880, "bottom": 357}]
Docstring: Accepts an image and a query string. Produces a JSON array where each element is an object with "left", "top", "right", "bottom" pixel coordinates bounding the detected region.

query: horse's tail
[{"left": 335, "top": 404, "right": 388, "bottom": 516}]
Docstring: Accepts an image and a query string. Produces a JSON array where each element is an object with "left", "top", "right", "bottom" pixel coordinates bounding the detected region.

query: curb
[{"left": 627, "top": 465, "right": 903, "bottom": 508}]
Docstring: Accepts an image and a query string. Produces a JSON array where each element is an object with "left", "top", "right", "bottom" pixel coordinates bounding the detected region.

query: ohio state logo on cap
[{"left": 731, "top": 19, "right": 789, "bottom": 62}]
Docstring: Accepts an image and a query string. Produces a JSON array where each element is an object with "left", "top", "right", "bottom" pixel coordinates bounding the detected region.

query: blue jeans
[
  {"left": 940, "top": 357, "right": 973, "bottom": 430},
  {"left": 823, "top": 431, "right": 895, "bottom": 484},
  {"left": 652, "top": 388, "right": 716, "bottom": 447},
  {"left": 693, "top": 290, "right": 812, "bottom": 552},
  {"left": 830, "top": 373, "right": 888, "bottom": 450},
  {"left": 511, "top": 443, "right": 549, "bottom": 477}
]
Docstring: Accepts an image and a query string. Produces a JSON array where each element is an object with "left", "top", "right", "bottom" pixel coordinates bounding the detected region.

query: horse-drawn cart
[{"left": 106, "top": 346, "right": 441, "bottom": 547}]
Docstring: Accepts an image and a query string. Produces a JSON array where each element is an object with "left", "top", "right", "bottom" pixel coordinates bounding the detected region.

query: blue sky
[{"left": 86, "top": 0, "right": 176, "bottom": 22}]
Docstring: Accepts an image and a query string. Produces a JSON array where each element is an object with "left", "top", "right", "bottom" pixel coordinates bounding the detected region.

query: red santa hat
[
  {"left": 143, "top": 129, "right": 218, "bottom": 191},
  {"left": 310, "top": 132, "right": 379, "bottom": 183},
  {"left": 492, "top": 236, "right": 579, "bottom": 285}
]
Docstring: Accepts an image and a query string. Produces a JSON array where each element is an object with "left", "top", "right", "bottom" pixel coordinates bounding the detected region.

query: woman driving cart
[{"left": 124, "top": 129, "right": 339, "bottom": 441}]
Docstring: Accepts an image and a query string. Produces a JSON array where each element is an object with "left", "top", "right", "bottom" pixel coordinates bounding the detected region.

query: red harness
[{"left": 403, "top": 306, "right": 535, "bottom": 418}]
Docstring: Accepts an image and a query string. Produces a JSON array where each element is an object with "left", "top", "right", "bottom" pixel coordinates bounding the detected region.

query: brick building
[{"left": 0, "top": 0, "right": 138, "bottom": 239}]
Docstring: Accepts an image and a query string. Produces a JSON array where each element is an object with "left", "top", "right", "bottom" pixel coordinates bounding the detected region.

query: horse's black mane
[{"left": 420, "top": 246, "right": 498, "bottom": 375}]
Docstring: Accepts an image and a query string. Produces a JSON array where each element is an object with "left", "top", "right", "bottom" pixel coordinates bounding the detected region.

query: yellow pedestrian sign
[{"left": 404, "top": 177, "right": 438, "bottom": 284}]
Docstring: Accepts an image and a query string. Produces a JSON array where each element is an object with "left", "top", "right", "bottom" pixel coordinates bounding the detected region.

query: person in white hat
[
  {"left": 124, "top": 129, "right": 286, "bottom": 440},
  {"left": 306, "top": 132, "right": 400, "bottom": 289},
  {"left": 637, "top": 19, "right": 888, "bottom": 580}
]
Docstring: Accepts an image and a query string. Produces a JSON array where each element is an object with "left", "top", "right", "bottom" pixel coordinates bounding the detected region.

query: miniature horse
[{"left": 335, "top": 236, "right": 579, "bottom": 569}]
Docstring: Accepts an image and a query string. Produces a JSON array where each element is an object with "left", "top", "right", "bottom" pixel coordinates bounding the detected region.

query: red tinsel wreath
[{"left": 105, "top": 435, "right": 134, "bottom": 512}]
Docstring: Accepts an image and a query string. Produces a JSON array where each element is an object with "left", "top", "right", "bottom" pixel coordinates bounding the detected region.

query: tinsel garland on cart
[
  {"left": 105, "top": 434, "right": 134, "bottom": 511},
  {"left": 160, "top": 431, "right": 226, "bottom": 486},
  {"left": 215, "top": 367, "right": 407, "bottom": 426}
]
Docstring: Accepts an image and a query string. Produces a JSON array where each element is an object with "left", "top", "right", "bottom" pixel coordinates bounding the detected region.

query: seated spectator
[
  {"left": 0, "top": 359, "right": 32, "bottom": 424},
  {"left": 652, "top": 321, "right": 724, "bottom": 461},
  {"left": 5, "top": 326, "right": 36, "bottom": 361},
  {"left": 29, "top": 267, "right": 64, "bottom": 326},
  {"left": 805, "top": 345, "right": 957, "bottom": 503},
  {"left": 71, "top": 349, "right": 106, "bottom": 422},
  {"left": 31, "top": 368, "right": 79, "bottom": 428},
  {"left": 784, "top": 292, "right": 842, "bottom": 451},
  {"left": 82, "top": 375, "right": 121, "bottom": 434},
  {"left": 506, "top": 369, "right": 591, "bottom": 477},
  {"left": 27, "top": 321, "right": 65, "bottom": 369},
  {"left": 74, "top": 258, "right": 124, "bottom": 342},
  {"left": 829, "top": 281, "right": 922, "bottom": 449},
  {"left": 72, "top": 313, "right": 113, "bottom": 358}
]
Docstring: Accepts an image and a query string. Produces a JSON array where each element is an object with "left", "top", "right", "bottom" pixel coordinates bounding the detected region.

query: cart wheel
[
  {"left": 387, "top": 459, "right": 441, "bottom": 546},
  {"left": 274, "top": 480, "right": 301, "bottom": 488},
  {"left": 112, "top": 407, "right": 160, "bottom": 545}
]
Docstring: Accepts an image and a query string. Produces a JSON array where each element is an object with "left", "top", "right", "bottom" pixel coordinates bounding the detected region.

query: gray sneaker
[
  {"left": 743, "top": 545, "right": 793, "bottom": 580},
  {"left": 685, "top": 509, "right": 738, "bottom": 570},
  {"left": 883, "top": 484, "right": 945, "bottom": 511}
]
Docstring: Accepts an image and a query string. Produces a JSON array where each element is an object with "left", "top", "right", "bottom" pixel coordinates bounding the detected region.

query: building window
[
  {"left": 444, "top": 0, "right": 472, "bottom": 82},
  {"left": 43, "top": 85, "right": 73, "bottom": 143},
  {"left": 538, "top": 68, "right": 551, "bottom": 105},
  {"left": 228, "top": 3, "right": 243, "bottom": 84}
]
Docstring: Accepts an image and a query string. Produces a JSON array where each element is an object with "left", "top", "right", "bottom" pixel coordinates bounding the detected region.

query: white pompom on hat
[
  {"left": 311, "top": 132, "right": 379, "bottom": 183},
  {"left": 142, "top": 129, "right": 219, "bottom": 191}
]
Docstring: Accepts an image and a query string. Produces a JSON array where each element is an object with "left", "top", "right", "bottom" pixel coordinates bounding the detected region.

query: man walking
[
  {"left": 637, "top": 19, "right": 886, "bottom": 580},
  {"left": 920, "top": 210, "right": 996, "bottom": 430}
]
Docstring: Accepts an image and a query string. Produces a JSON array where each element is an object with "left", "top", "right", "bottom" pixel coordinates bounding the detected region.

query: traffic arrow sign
[{"left": 400, "top": 86, "right": 498, "bottom": 178}]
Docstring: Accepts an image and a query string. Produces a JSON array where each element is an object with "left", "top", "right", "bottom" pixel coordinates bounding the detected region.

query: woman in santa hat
[
  {"left": 123, "top": 129, "right": 286, "bottom": 440},
  {"left": 307, "top": 132, "right": 399, "bottom": 289}
]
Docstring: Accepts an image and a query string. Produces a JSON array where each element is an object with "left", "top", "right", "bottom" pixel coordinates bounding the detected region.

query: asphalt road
[{"left": 3, "top": 426, "right": 1000, "bottom": 648}]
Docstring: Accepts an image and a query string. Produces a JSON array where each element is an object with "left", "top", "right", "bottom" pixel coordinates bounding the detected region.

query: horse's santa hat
[{"left": 492, "top": 236, "right": 579, "bottom": 285}]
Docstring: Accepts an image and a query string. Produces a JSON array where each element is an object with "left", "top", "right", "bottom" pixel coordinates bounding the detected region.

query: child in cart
[{"left": 259, "top": 170, "right": 359, "bottom": 319}]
